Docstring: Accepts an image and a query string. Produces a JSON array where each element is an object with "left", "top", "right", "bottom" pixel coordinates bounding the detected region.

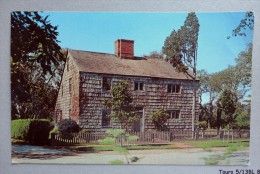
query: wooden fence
[{"left": 51, "top": 129, "right": 250, "bottom": 146}]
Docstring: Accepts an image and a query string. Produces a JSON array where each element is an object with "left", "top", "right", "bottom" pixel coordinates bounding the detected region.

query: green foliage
[
  {"left": 149, "top": 108, "right": 169, "bottom": 131},
  {"left": 99, "top": 129, "right": 138, "bottom": 146},
  {"left": 49, "top": 127, "right": 58, "bottom": 138},
  {"left": 124, "top": 134, "right": 138, "bottom": 141},
  {"left": 98, "top": 129, "right": 137, "bottom": 164},
  {"left": 79, "top": 129, "right": 90, "bottom": 134},
  {"left": 234, "top": 103, "right": 250, "bottom": 130},
  {"left": 57, "top": 119, "right": 80, "bottom": 139},
  {"left": 11, "top": 12, "right": 66, "bottom": 119},
  {"left": 106, "top": 129, "right": 125, "bottom": 137},
  {"left": 228, "top": 11, "right": 254, "bottom": 38},
  {"left": 98, "top": 137, "right": 116, "bottom": 145},
  {"left": 11, "top": 119, "right": 51, "bottom": 145},
  {"left": 218, "top": 89, "right": 237, "bottom": 127},
  {"left": 11, "top": 119, "right": 31, "bottom": 140},
  {"left": 109, "top": 160, "right": 124, "bottom": 165},
  {"left": 162, "top": 12, "right": 199, "bottom": 77},
  {"left": 197, "top": 121, "right": 208, "bottom": 130},
  {"left": 105, "top": 81, "right": 139, "bottom": 130},
  {"left": 190, "top": 140, "right": 249, "bottom": 148}
]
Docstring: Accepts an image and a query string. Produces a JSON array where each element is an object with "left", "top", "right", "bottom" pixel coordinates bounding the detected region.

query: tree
[
  {"left": 105, "top": 81, "right": 139, "bottom": 131},
  {"left": 228, "top": 11, "right": 254, "bottom": 38},
  {"left": 149, "top": 108, "right": 169, "bottom": 131},
  {"left": 144, "top": 50, "right": 164, "bottom": 59},
  {"left": 218, "top": 89, "right": 237, "bottom": 129},
  {"left": 11, "top": 12, "right": 65, "bottom": 119},
  {"left": 162, "top": 12, "right": 200, "bottom": 137}
]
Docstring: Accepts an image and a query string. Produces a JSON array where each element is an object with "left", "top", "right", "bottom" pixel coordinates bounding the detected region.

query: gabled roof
[{"left": 68, "top": 49, "right": 194, "bottom": 80}]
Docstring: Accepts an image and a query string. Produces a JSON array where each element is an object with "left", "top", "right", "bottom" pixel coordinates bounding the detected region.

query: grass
[
  {"left": 109, "top": 159, "right": 125, "bottom": 165},
  {"left": 12, "top": 139, "right": 29, "bottom": 145},
  {"left": 188, "top": 140, "right": 249, "bottom": 148},
  {"left": 69, "top": 144, "right": 177, "bottom": 152},
  {"left": 197, "top": 140, "right": 249, "bottom": 165}
]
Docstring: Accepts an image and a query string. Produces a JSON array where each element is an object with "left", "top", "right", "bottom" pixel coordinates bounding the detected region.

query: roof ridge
[{"left": 68, "top": 49, "right": 115, "bottom": 56}]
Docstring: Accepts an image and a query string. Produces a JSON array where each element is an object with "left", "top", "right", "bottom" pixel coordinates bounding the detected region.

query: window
[
  {"left": 69, "top": 78, "right": 72, "bottom": 93},
  {"left": 102, "top": 109, "right": 111, "bottom": 127},
  {"left": 134, "top": 82, "right": 144, "bottom": 91},
  {"left": 167, "top": 110, "right": 180, "bottom": 119},
  {"left": 102, "top": 77, "right": 111, "bottom": 91},
  {"left": 167, "top": 84, "right": 181, "bottom": 93}
]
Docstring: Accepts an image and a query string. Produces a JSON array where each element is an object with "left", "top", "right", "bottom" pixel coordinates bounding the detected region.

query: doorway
[{"left": 133, "top": 107, "right": 144, "bottom": 132}]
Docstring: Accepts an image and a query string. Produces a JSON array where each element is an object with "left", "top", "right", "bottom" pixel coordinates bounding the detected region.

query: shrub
[
  {"left": 79, "top": 129, "right": 90, "bottom": 134},
  {"left": 11, "top": 119, "right": 31, "bottom": 140},
  {"left": 149, "top": 108, "right": 169, "bottom": 131},
  {"left": 49, "top": 127, "right": 59, "bottom": 138},
  {"left": 11, "top": 119, "right": 51, "bottom": 145},
  {"left": 57, "top": 119, "right": 80, "bottom": 139},
  {"left": 197, "top": 121, "right": 208, "bottom": 130}
]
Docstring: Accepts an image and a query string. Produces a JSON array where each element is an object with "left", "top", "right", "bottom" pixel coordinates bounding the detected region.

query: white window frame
[
  {"left": 101, "top": 109, "right": 111, "bottom": 127},
  {"left": 168, "top": 110, "right": 181, "bottom": 119},
  {"left": 134, "top": 81, "right": 144, "bottom": 91},
  {"left": 167, "top": 84, "right": 181, "bottom": 93},
  {"left": 102, "top": 77, "right": 112, "bottom": 91}
]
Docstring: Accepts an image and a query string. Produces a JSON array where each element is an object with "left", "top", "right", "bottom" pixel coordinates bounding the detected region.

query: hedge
[
  {"left": 11, "top": 119, "right": 51, "bottom": 145},
  {"left": 57, "top": 119, "right": 80, "bottom": 139}
]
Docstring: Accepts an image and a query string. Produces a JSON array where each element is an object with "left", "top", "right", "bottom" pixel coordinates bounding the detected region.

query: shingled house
[{"left": 54, "top": 39, "right": 199, "bottom": 133}]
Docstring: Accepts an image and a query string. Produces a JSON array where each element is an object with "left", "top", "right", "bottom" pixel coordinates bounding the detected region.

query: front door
[{"left": 133, "top": 107, "right": 144, "bottom": 132}]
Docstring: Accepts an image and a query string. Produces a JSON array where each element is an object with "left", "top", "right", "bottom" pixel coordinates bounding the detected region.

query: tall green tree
[
  {"left": 163, "top": 12, "right": 200, "bottom": 137},
  {"left": 105, "top": 81, "right": 139, "bottom": 131},
  {"left": 11, "top": 12, "right": 65, "bottom": 119},
  {"left": 218, "top": 89, "right": 237, "bottom": 129}
]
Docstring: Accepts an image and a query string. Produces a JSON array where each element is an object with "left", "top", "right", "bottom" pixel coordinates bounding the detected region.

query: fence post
[
  {"left": 169, "top": 132, "right": 173, "bottom": 142},
  {"left": 232, "top": 129, "right": 234, "bottom": 143},
  {"left": 51, "top": 133, "right": 55, "bottom": 146},
  {"left": 220, "top": 130, "right": 224, "bottom": 141},
  {"left": 195, "top": 129, "right": 199, "bottom": 140}
]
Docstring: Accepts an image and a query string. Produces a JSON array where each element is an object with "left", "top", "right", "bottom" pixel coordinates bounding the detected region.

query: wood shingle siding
[{"left": 55, "top": 40, "right": 200, "bottom": 134}]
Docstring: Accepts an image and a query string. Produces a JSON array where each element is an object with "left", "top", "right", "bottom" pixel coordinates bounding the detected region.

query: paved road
[{"left": 12, "top": 145, "right": 249, "bottom": 165}]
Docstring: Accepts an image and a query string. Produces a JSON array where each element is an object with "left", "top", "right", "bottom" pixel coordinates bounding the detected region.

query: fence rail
[{"left": 51, "top": 129, "right": 250, "bottom": 146}]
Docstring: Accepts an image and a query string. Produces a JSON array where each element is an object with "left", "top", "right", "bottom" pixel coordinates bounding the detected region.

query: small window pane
[
  {"left": 176, "top": 85, "right": 180, "bottom": 93},
  {"left": 134, "top": 82, "right": 139, "bottom": 90},
  {"left": 139, "top": 83, "right": 143, "bottom": 90},
  {"left": 102, "top": 109, "right": 111, "bottom": 127},
  {"left": 172, "top": 85, "right": 176, "bottom": 93},
  {"left": 103, "top": 77, "right": 111, "bottom": 90},
  {"left": 167, "top": 110, "right": 180, "bottom": 119},
  {"left": 167, "top": 84, "right": 171, "bottom": 93}
]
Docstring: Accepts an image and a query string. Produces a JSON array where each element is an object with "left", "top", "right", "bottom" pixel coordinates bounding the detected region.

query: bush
[
  {"left": 57, "top": 119, "right": 80, "bottom": 139},
  {"left": 149, "top": 108, "right": 169, "bottom": 131},
  {"left": 11, "top": 119, "right": 51, "bottom": 145},
  {"left": 49, "top": 127, "right": 59, "bottom": 138},
  {"left": 197, "top": 121, "right": 208, "bottom": 130}
]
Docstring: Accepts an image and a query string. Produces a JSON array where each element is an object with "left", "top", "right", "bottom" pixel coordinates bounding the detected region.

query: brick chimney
[{"left": 115, "top": 39, "right": 134, "bottom": 59}]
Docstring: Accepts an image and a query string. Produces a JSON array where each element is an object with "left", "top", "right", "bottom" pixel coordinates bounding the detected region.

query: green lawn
[
  {"left": 188, "top": 140, "right": 249, "bottom": 148},
  {"left": 69, "top": 144, "right": 177, "bottom": 152}
]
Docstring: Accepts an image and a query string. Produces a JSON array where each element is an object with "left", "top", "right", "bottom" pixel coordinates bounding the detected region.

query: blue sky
[
  {"left": 43, "top": 12, "right": 253, "bottom": 103},
  {"left": 44, "top": 12, "right": 253, "bottom": 74}
]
